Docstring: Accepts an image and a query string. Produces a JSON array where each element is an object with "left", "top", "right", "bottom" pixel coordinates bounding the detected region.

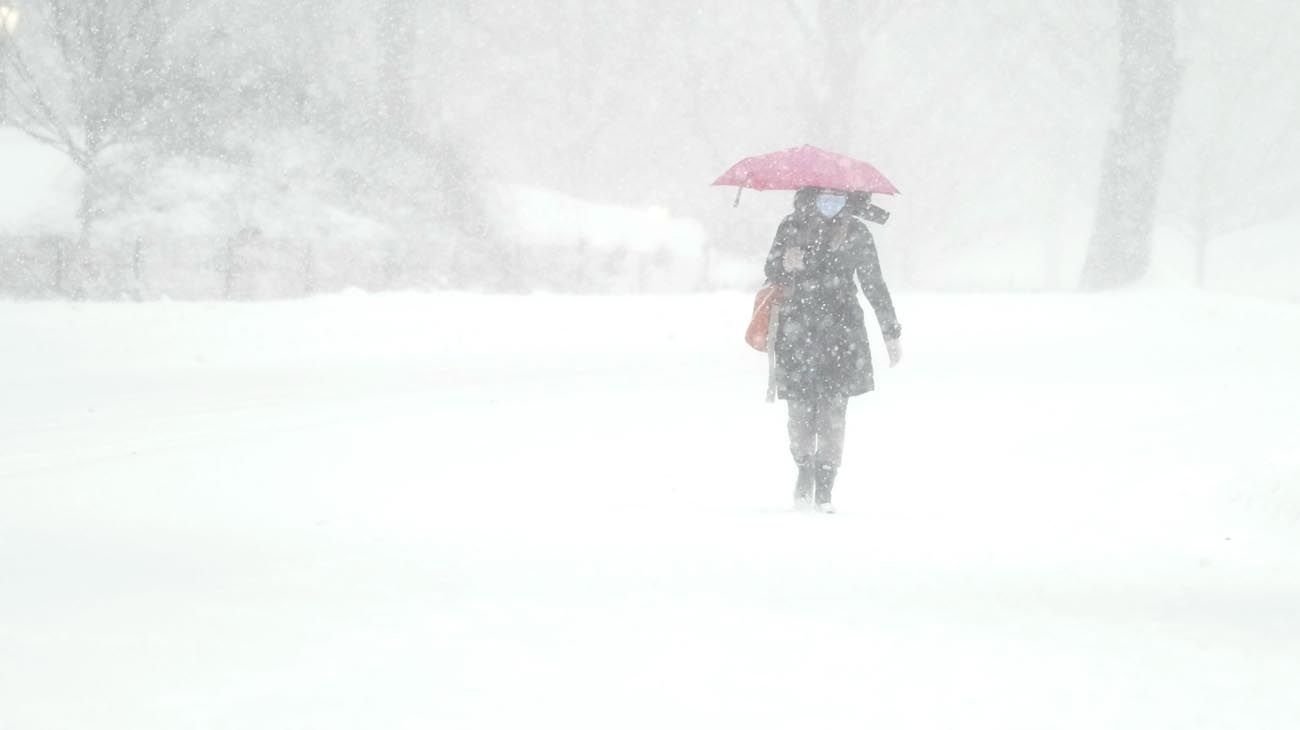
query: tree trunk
[
  {"left": 378, "top": 0, "right": 417, "bottom": 140},
  {"left": 50, "top": 236, "right": 66, "bottom": 294},
  {"left": 302, "top": 241, "right": 316, "bottom": 295},
  {"left": 68, "top": 164, "right": 100, "bottom": 299},
  {"left": 1193, "top": 226, "right": 1209, "bottom": 289},
  {"left": 224, "top": 240, "right": 237, "bottom": 300},
  {"left": 131, "top": 236, "right": 145, "bottom": 301},
  {"left": 1192, "top": 165, "right": 1212, "bottom": 289},
  {"left": 806, "top": 0, "right": 868, "bottom": 150},
  {"left": 63, "top": 0, "right": 113, "bottom": 299},
  {"left": 0, "top": 41, "right": 10, "bottom": 125},
  {"left": 1080, "top": 0, "right": 1182, "bottom": 290}
]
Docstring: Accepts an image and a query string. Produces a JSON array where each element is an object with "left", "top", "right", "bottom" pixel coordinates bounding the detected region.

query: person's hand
[
  {"left": 885, "top": 337, "right": 902, "bottom": 367},
  {"left": 783, "top": 248, "right": 805, "bottom": 271}
]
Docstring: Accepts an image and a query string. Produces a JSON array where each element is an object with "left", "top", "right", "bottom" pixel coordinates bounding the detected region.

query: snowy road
[{"left": 2, "top": 292, "right": 1299, "bottom": 729}]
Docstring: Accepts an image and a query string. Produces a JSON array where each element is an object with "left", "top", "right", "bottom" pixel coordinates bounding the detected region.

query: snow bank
[
  {"left": 489, "top": 184, "right": 711, "bottom": 292},
  {"left": 0, "top": 128, "right": 80, "bottom": 236},
  {"left": 495, "top": 183, "right": 707, "bottom": 258}
]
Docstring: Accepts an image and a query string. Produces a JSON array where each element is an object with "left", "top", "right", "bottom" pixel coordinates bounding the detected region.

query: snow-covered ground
[{"left": 2, "top": 291, "right": 1299, "bottom": 729}]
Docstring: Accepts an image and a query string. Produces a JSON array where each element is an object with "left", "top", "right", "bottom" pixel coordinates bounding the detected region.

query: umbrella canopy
[{"left": 713, "top": 144, "right": 900, "bottom": 196}]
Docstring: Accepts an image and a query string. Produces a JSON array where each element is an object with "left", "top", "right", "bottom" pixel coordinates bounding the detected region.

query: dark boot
[
  {"left": 814, "top": 464, "right": 837, "bottom": 513},
  {"left": 793, "top": 460, "right": 814, "bottom": 508}
]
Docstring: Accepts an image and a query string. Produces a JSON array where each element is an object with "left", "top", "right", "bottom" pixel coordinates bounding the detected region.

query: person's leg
[
  {"left": 787, "top": 398, "right": 818, "bottom": 463},
  {"left": 813, "top": 395, "right": 849, "bottom": 507},
  {"left": 787, "top": 399, "right": 817, "bottom": 503},
  {"left": 814, "top": 395, "right": 848, "bottom": 467}
]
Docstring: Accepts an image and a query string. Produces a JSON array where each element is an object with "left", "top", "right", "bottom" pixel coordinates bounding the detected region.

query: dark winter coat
[{"left": 764, "top": 189, "right": 902, "bottom": 401}]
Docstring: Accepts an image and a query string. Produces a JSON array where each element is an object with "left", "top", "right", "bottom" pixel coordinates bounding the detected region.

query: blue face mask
[{"left": 815, "top": 193, "right": 847, "bottom": 218}]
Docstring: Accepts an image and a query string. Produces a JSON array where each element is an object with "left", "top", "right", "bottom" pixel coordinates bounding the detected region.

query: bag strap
[{"left": 765, "top": 302, "right": 781, "bottom": 403}]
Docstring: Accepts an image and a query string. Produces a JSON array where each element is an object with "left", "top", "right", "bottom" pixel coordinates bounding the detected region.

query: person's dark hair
[{"left": 793, "top": 187, "right": 821, "bottom": 212}]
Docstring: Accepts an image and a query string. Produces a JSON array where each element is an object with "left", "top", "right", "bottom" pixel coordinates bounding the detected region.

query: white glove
[
  {"left": 885, "top": 337, "right": 902, "bottom": 368},
  {"left": 783, "top": 248, "right": 805, "bottom": 271}
]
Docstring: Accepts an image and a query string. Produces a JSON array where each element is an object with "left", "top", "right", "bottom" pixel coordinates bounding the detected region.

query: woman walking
[{"left": 764, "top": 187, "right": 903, "bottom": 512}]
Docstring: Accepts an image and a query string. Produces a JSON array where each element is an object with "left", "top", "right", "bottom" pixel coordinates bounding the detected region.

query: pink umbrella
[{"left": 713, "top": 144, "right": 899, "bottom": 206}]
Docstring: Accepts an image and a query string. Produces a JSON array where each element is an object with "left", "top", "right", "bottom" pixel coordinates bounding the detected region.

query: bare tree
[
  {"left": 1081, "top": 0, "right": 1183, "bottom": 290},
  {"left": 377, "top": 0, "right": 418, "bottom": 139},
  {"left": 781, "top": 0, "right": 906, "bottom": 150},
  {"left": 4, "top": 0, "right": 189, "bottom": 292},
  {"left": 1179, "top": 95, "right": 1300, "bottom": 288},
  {"left": 1164, "top": 3, "right": 1300, "bottom": 288}
]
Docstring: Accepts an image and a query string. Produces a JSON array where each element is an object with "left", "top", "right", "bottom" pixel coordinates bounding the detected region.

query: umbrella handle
[{"left": 732, "top": 172, "right": 751, "bottom": 208}]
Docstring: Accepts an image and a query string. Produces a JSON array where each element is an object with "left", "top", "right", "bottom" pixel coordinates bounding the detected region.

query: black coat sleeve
[
  {"left": 856, "top": 231, "right": 902, "bottom": 340},
  {"left": 764, "top": 218, "right": 798, "bottom": 284}
]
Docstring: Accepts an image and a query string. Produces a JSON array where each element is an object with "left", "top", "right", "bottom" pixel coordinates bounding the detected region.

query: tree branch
[
  {"left": 782, "top": 0, "right": 817, "bottom": 43},
  {"left": 7, "top": 42, "right": 90, "bottom": 168}
]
